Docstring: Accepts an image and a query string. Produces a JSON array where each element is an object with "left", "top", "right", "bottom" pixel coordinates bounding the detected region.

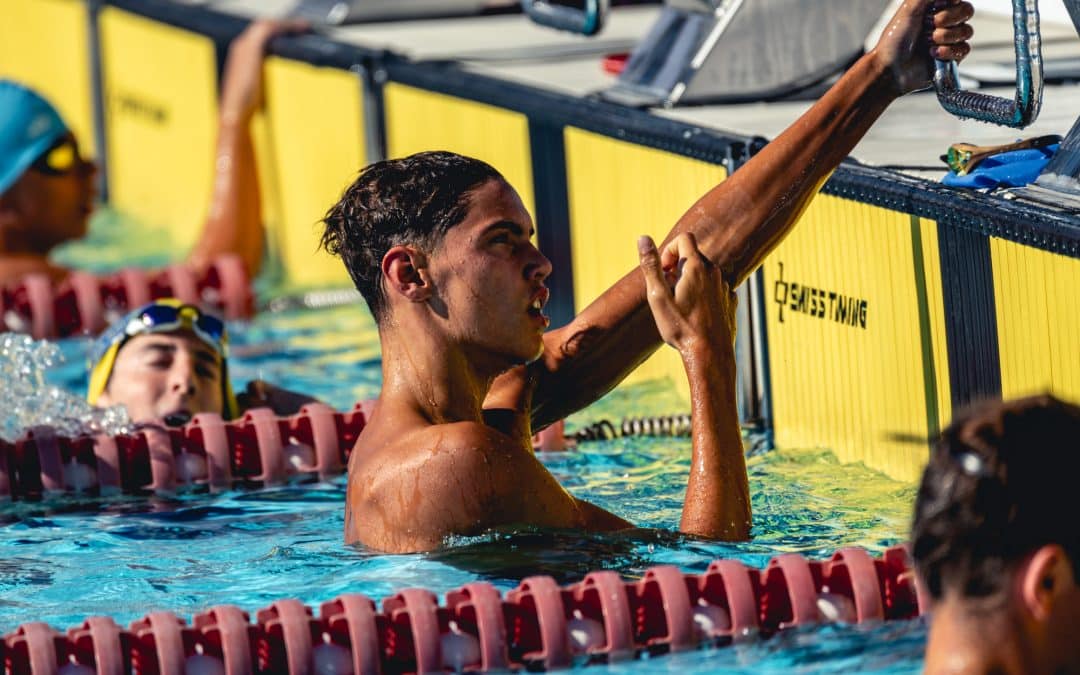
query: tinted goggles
[
  {"left": 123, "top": 303, "right": 228, "bottom": 356},
  {"left": 30, "top": 136, "right": 83, "bottom": 176}
]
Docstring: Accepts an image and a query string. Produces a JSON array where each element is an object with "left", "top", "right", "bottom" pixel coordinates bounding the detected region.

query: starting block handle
[
  {"left": 934, "top": 0, "right": 1043, "bottom": 128},
  {"left": 521, "top": 0, "right": 608, "bottom": 36}
]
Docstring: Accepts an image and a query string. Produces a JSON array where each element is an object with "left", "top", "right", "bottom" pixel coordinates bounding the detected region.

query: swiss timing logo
[{"left": 773, "top": 262, "right": 869, "bottom": 329}]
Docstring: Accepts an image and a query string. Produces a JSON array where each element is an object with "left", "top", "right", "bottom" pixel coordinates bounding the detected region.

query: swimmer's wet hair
[
  {"left": 912, "top": 395, "right": 1080, "bottom": 600},
  {"left": 321, "top": 151, "right": 504, "bottom": 322}
]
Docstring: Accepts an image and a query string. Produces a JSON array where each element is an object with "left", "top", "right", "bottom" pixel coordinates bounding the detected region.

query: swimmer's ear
[
  {"left": 382, "top": 245, "right": 432, "bottom": 303},
  {"left": 1019, "top": 544, "right": 1072, "bottom": 621}
]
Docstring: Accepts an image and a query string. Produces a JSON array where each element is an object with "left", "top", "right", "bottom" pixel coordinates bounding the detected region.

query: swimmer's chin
[{"left": 527, "top": 344, "right": 545, "bottom": 364}]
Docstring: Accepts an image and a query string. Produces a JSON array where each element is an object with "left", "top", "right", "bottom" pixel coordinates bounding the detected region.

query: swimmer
[
  {"left": 913, "top": 396, "right": 1080, "bottom": 675},
  {"left": 0, "top": 18, "right": 307, "bottom": 287},
  {"left": 322, "top": 0, "right": 974, "bottom": 552},
  {"left": 87, "top": 299, "right": 315, "bottom": 425}
]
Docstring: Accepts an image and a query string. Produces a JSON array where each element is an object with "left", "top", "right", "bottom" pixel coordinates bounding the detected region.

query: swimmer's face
[
  {"left": 924, "top": 549, "right": 1080, "bottom": 673},
  {"left": 96, "top": 330, "right": 224, "bottom": 424},
  {"left": 426, "top": 179, "right": 552, "bottom": 365},
  {"left": 0, "top": 133, "right": 96, "bottom": 252}
]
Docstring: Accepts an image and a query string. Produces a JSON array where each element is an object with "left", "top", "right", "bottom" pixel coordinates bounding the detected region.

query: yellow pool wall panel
[
  {"left": 99, "top": 7, "right": 218, "bottom": 251},
  {"left": 0, "top": 0, "right": 95, "bottom": 157},
  {"left": 992, "top": 239, "right": 1080, "bottom": 402},
  {"left": 384, "top": 83, "right": 535, "bottom": 216},
  {"left": 262, "top": 57, "right": 363, "bottom": 288},
  {"left": 564, "top": 127, "right": 727, "bottom": 400},
  {"left": 762, "top": 199, "right": 950, "bottom": 483}
]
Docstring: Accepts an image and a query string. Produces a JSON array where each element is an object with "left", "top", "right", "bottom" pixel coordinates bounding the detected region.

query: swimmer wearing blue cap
[
  {"left": 0, "top": 19, "right": 307, "bottom": 287},
  {"left": 324, "top": 0, "right": 975, "bottom": 553}
]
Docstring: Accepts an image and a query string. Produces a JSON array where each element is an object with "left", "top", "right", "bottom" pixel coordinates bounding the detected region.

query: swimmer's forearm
[
  {"left": 188, "top": 115, "right": 264, "bottom": 277},
  {"left": 670, "top": 53, "right": 896, "bottom": 285},
  {"left": 678, "top": 346, "right": 750, "bottom": 541},
  {"left": 531, "top": 56, "right": 897, "bottom": 423}
]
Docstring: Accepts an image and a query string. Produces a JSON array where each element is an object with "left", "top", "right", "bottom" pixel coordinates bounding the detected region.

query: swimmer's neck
[
  {"left": 924, "top": 596, "right": 1042, "bottom": 675},
  {"left": 377, "top": 320, "right": 514, "bottom": 427}
]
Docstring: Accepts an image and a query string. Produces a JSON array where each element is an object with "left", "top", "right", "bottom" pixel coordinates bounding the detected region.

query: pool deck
[{"left": 208, "top": 0, "right": 1080, "bottom": 208}]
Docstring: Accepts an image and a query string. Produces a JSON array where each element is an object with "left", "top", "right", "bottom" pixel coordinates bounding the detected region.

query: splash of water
[{"left": 0, "top": 334, "right": 131, "bottom": 442}]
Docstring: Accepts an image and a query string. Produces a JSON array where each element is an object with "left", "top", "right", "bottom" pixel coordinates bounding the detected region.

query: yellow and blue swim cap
[
  {"left": 87, "top": 299, "right": 239, "bottom": 419},
  {"left": 0, "top": 80, "right": 68, "bottom": 194}
]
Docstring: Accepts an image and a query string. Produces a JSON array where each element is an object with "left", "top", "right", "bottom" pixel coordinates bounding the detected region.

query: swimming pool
[{"left": 2, "top": 210, "right": 927, "bottom": 672}]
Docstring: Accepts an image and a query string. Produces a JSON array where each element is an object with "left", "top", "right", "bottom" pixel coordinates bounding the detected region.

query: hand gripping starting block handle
[{"left": 934, "top": 0, "right": 1043, "bottom": 128}]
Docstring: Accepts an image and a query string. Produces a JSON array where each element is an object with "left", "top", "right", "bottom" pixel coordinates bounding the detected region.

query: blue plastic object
[{"left": 942, "top": 143, "right": 1059, "bottom": 189}]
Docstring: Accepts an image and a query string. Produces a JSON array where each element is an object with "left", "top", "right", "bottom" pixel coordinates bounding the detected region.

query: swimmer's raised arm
[
  {"left": 504, "top": 0, "right": 973, "bottom": 427},
  {"left": 187, "top": 18, "right": 308, "bottom": 278},
  {"left": 639, "top": 233, "right": 749, "bottom": 540}
]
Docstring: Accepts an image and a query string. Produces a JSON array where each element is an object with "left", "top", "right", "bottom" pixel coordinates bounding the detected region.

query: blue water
[{"left": 1, "top": 211, "right": 927, "bottom": 672}]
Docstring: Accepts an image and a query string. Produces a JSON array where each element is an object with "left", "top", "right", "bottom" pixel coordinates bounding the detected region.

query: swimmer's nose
[
  {"left": 526, "top": 245, "right": 552, "bottom": 282},
  {"left": 167, "top": 361, "right": 197, "bottom": 397}
]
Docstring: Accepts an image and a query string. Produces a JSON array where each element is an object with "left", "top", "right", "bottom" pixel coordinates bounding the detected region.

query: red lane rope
[
  {"left": 0, "top": 401, "right": 369, "bottom": 501},
  {"left": 1, "top": 545, "right": 924, "bottom": 674},
  {"left": 1, "top": 254, "right": 253, "bottom": 339}
]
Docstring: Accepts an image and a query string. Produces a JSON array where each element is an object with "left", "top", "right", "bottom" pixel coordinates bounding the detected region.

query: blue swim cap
[{"left": 0, "top": 80, "right": 68, "bottom": 195}]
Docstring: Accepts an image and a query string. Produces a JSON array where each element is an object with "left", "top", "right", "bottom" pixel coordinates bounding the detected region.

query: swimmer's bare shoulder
[{"left": 345, "top": 418, "right": 628, "bottom": 553}]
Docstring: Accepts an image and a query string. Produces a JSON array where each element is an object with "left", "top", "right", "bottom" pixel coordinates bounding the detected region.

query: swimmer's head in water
[
  {"left": 87, "top": 300, "right": 238, "bottom": 424},
  {"left": 0, "top": 80, "right": 96, "bottom": 251},
  {"left": 913, "top": 395, "right": 1080, "bottom": 599},
  {"left": 321, "top": 151, "right": 505, "bottom": 324},
  {"left": 0, "top": 80, "right": 67, "bottom": 194}
]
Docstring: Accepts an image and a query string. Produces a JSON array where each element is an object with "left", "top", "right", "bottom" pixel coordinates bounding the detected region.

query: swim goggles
[
  {"left": 30, "top": 136, "right": 83, "bottom": 176},
  {"left": 87, "top": 299, "right": 238, "bottom": 418}
]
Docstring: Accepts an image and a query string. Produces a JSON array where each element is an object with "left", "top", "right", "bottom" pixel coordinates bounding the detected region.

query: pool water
[{"left": 2, "top": 210, "right": 928, "bottom": 673}]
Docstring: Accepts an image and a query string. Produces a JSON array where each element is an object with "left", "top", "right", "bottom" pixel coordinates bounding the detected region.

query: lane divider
[
  {"left": 0, "top": 254, "right": 252, "bottom": 339},
  {"left": 1, "top": 545, "right": 926, "bottom": 674},
  {"left": 0, "top": 401, "right": 369, "bottom": 500}
]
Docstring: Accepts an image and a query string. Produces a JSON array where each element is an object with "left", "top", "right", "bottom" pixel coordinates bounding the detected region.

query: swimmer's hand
[
  {"left": 220, "top": 18, "right": 310, "bottom": 126},
  {"left": 870, "top": 0, "right": 973, "bottom": 96},
  {"left": 237, "top": 379, "right": 320, "bottom": 416},
  {"left": 638, "top": 233, "right": 737, "bottom": 357}
]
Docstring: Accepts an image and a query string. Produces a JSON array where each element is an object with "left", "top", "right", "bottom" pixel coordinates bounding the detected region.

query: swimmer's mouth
[
  {"left": 527, "top": 288, "right": 550, "bottom": 326},
  {"left": 163, "top": 410, "right": 193, "bottom": 427}
]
